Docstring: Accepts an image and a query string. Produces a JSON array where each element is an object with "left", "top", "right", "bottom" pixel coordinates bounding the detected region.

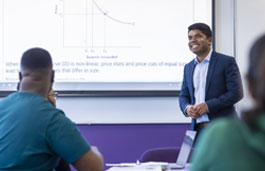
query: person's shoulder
[
  {"left": 194, "top": 118, "right": 241, "bottom": 152},
  {"left": 2, "top": 92, "right": 25, "bottom": 100},
  {"left": 203, "top": 118, "right": 239, "bottom": 138},
  {"left": 213, "top": 51, "right": 235, "bottom": 62},
  {"left": 186, "top": 59, "right": 195, "bottom": 65},
  {"left": 184, "top": 59, "right": 196, "bottom": 70},
  {"left": 44, "top": 106, "right": 67, "bottom": 121},
  {"left": 46, "top": 106, "right": 73, "bottom": 125},
  {"left": 209, "top": 117, "right": 238, "bottom": 130},
  {"left": 0, "top": 92, "right": 46, "bottom": 109},
  {"left": 33, "top": 97, "right": 67, "bottom": 121},
  {"left": 0, "top": 92, "right": 16, "bottom": 103}
]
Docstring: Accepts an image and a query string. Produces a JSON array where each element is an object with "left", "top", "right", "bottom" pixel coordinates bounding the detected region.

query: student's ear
[
  {"left": 51, "top": 70, "right": 54, "bottom": 83},
  {"left": 19, "top": 72, "right": 22, "bottom": 81}
]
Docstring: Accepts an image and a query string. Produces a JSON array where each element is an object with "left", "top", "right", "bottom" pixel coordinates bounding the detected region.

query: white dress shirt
[{"left": 193, "top": 50, "right": 212, "bottom": 123}]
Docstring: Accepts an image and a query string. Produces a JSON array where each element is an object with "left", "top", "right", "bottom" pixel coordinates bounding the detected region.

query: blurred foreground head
[{"left": 244, "top": 34, "right": 265, "bottom": 127}]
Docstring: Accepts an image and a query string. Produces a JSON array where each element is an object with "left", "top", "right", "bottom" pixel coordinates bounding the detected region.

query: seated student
[
  {"left": 0, "top": 48, "right": 104, "bottom": 170},
  {"left": 17, "top": 84, "right": 71, "bottom": 171},
  {"left": 190, "top": 35, "right": 265, "bottom": 171}
]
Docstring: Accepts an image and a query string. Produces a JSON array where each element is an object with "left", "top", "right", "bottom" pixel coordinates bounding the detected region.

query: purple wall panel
[{"left": 70, "top": 124, "right": 190, "bottom": 170}]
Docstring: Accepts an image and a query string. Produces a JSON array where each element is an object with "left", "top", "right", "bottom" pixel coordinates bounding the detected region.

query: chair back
[
  {"left": 140, "top": 147, "right": 180, "bottom": 163},
  {"left": 140, "top": 147, "right": 195, "bottom": 163}
]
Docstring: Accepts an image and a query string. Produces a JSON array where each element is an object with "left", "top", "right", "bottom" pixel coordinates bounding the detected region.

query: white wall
[
  {"left": 56, "top": 97, "right": 188, "bottom": 124},
  {"left": 215, "top": 0, "right": 235, "bottom": 57},
  {"left": 236, "top": 0, "right": 265, "bottom": 111}
]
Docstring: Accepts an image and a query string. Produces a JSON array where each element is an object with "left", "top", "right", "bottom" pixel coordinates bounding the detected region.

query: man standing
[
  {"left": 179, "top": 23, "right": 243, "bottom": 134},
  {"left": 0, "top": 48, "right": 104, "bottom": 170}
]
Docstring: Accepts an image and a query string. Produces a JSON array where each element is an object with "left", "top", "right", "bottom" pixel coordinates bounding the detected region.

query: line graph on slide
[
  {"left": 62, "top": 0, "right": 140, "bottom": 52},
  {"left": 0, "top": 0, "right": 212, "bottom": 90}
]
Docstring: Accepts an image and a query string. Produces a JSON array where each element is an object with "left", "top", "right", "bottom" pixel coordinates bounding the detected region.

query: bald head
[{"left": 19, "top": 48, "right": 54, "bottom": 98}]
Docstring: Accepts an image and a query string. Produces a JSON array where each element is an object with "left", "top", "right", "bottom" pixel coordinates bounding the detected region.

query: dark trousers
[{"left": 193, "top": 122, "right": 208, "bottom": 147}]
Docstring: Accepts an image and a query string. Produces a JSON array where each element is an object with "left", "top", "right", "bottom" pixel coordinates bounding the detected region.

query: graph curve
[{"left": 92, "top": 0, "right": 135, "bottom": 26}]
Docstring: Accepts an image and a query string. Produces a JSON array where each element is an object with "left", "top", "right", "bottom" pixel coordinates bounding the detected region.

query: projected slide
[{"left": 0, "top": 0, "right": 212, "bottom": 91}]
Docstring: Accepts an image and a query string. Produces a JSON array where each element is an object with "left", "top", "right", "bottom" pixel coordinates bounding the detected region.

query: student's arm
[
  {"left": 72, "top": 146, "right": 104, "bottom": 171},
  {"left": 46, "top": 111, "right": 104, "bottom": 171}
]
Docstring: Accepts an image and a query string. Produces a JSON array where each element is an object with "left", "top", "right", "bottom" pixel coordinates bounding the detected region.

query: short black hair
[
  {"left": 188, "top": 23, "right": 212, "bottom": 38},
  {"left": 21, "top": 47, "right": 52, "bottom": 70}
]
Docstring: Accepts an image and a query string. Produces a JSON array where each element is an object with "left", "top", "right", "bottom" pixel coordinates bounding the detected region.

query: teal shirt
[
  {"left": 191, "top": 114, "right": 265, "bottom": 171},
  {"left": 0, "top": 92, "right": 91, "bottom": 170}
]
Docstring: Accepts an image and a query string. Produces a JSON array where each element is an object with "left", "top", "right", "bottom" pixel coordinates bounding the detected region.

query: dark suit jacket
[{"left": 179, "top": 51, "right": 243, "bottom": 130}]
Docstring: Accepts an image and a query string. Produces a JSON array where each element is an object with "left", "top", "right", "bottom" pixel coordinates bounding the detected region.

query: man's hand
[
  {"left": 186, "top": 103, "right": 208, "bottom": 119},
  {"left": 194, "top": 103, "right": 208, "bottom": 116},
  {"left": 186, "top": 105, "right": 200, "bottom": 119}
]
